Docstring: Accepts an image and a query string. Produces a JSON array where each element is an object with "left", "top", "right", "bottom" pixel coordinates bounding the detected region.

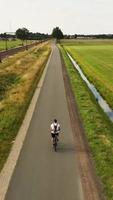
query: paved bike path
[{"left": 5, "top": 43, "right": 84, "bottom": 200}]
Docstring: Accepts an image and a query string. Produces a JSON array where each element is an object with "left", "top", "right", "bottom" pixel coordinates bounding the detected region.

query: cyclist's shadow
[{"left": 57, "top": 142, "right": 76, "bottom": 153}]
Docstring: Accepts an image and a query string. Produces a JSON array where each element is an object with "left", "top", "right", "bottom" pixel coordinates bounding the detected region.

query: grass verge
[
  {"left": 59, "top": 45, "right": 113, "bottom": 200},
  {"left": 0, "top": 42, "right": 51, "bottom": 171}
]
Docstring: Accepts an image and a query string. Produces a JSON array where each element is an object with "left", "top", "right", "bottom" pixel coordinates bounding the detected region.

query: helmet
[{"left": 54, "top": 119, "right": 57, "bottom": 123}]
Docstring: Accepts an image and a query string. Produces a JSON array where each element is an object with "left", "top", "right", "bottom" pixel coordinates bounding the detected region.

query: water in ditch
[{"left": 67, "top": 52, "right": 113, "bottom": 122}]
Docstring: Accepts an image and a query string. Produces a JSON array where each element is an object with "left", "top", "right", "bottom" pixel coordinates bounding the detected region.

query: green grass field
[
  {"left": 61, "top": 39, "right": 113, "bottom": 46},
  {"left": 0, "top": 39, "right": 33, "bottom": 51},
  {"left": 59, "top": 43, "right": 113, "bottom": 200},
  {"left": 61, "top": 39, "right": 113, "bottom": 110}
]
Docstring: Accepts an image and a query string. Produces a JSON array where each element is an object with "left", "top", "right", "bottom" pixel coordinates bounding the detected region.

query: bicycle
[{"left": 53, "top": 134, "right": 58, "bottom": 152}]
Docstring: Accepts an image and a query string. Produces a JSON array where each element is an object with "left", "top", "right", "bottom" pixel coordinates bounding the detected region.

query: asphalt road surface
[{"left": 5, "top": 43, "right": 84, "bottom": 200}]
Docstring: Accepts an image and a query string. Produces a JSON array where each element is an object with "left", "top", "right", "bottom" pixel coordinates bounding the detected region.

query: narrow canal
[{"left": 67, "top": 52, "right": 113, "bottom": 122}]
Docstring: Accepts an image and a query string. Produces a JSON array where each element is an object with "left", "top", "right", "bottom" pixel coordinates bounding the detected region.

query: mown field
[
  {"left": 61, "top": 39, "right": 113, "bottom": 109},
  {"left": 0, "top": 39, "right": 33, "bottom": 51},
  {"left": 0, "top": 42, "right": 51, "bottom": 171},
  {"left": 59, "top": 40, "right": 113, "bottom": 199}
]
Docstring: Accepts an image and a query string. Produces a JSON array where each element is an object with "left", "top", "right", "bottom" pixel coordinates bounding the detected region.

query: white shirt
[{"left": 50, "top": 122, "right": 60, "bottom": 134}]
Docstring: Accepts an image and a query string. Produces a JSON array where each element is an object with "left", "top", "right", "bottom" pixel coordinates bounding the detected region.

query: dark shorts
[{"left": 51, "top": 133, "right": 58, "bottom": 138}]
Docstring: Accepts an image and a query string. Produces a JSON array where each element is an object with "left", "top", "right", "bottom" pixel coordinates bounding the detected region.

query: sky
[{"left": 0, "top": 0, "right": 113, "bottom": 34}]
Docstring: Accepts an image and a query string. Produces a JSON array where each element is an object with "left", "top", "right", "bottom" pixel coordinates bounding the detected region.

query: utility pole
[
  {"left": 5, "top": 32, "right": 15, "bottom": 51},
  {"left": 5, "top": 33, "right": 8, "bottom": 51},
  {"left": 26, "top": 39, "right": 28, "bottom": 50},
  {"left": 0, "top": 53, "right": 2, "bottom": 63}
]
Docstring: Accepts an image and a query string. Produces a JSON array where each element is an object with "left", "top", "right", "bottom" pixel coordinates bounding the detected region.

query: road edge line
[{"left": 0, "top": 49, "right": 53, "bottom": 200}]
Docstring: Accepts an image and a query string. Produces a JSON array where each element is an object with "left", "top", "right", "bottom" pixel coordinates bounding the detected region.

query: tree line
[
  {"left": 0, "top": 27, "right": 64, "bottom": 41},
  {"left": 0, "top": 27, "right": 113, "bottom": 41},
  {"left": 15, "top": 27, "right": 64, "bottom": 40},
  {"left": 0, "top": 28, "right": 51, "bottom": 41}
]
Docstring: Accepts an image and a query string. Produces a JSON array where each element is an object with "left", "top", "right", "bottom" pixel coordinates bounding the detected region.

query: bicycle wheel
[{"left": 53, "top": 135, "right": 57, "bottom": 152}]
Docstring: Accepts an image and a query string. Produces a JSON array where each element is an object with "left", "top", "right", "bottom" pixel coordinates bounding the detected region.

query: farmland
[
  {"left": 0, "top": 39, "right": 33, "bottom": 51},
  {"left": 0, "top": 42, "right": 51, "bottom": 171},
  {"left": 59, "top": 40, "right": 113, "bottom": 200},
  {"left": 61, "top": 39, "right": 113, "bottom": 109}
]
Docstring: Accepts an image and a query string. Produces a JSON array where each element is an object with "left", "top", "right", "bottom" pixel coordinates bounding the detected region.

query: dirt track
[{"left": 0, "top": 41, "right": 43, "bottom": 61}]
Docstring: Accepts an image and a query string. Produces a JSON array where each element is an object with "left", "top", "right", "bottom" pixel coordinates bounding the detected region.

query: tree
[
  {"left": 52, "top": 27, "right": 64, "bottom": 39},
  {"left": 16, "top": 28, "right": 29, "bottom": 45},
  {"left": 74, "top": 34, "right": 77, "bottom": 39}
]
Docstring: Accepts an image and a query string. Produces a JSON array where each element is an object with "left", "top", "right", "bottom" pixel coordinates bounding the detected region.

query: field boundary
[
  {"left": 0, "top": 48, "right": 53, "bottom": 200},
  {"left": 60, "top": 48, "right": 105, "bottom": 200}
]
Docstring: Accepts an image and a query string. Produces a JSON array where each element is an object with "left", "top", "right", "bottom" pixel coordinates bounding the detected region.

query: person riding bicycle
[{"left": 50, "top": 119, "right": 61, "bottom": 144}]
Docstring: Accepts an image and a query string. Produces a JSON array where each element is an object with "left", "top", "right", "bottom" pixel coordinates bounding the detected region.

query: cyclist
[{"left": 50, "top": 119, "right": 61, "bottom": 144}]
